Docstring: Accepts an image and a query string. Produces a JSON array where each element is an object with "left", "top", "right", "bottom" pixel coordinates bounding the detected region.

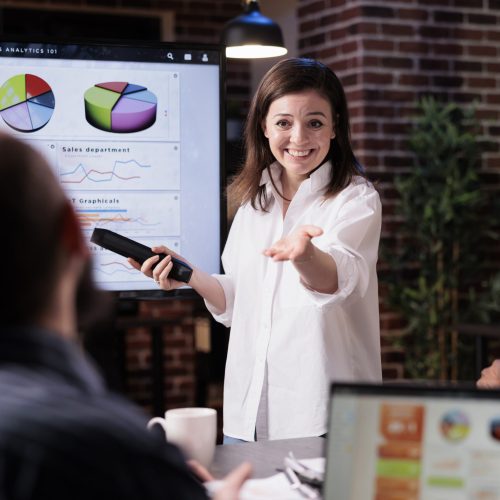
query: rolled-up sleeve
[{"left": 300, "top": 183, "right": 381, "bottom": 307}]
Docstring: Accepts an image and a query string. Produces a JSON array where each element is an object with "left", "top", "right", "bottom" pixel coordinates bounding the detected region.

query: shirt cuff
[
  {"left": 204, "top": 274, "right": 234, "bottom": 327},
  {"left": 300, "top": 246, "right": 367, "bottom": 307}
]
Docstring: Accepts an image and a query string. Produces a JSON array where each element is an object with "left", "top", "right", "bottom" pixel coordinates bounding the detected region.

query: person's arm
[
  {"left": 128, "top": 246, "right": 226, "bottom": 314},
  {"left": 477, "top": 360, "right": 500, "bottom": 388},
  {"left": 263, "top": 225, "right": 338, "bottom": 294},
  {"left": 188, "top": 460, "right": 252, "bottom": 500}
]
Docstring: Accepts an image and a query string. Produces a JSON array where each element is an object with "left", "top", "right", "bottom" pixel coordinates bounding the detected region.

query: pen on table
[{"left": 283, "top": 466, "right": 320, "bottom": 499}]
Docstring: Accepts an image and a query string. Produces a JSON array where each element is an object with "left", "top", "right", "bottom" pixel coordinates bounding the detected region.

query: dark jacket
[{"left": 0, "top": 327, "right": 207, "bottom": 500}]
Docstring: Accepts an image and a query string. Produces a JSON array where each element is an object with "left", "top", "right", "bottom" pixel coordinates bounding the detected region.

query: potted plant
[{"left": 384, "top": 96, "right": 495, "bottom": 380}]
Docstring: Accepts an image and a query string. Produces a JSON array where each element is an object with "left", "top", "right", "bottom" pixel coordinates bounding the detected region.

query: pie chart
[
  {"left": 84, "top": 82, "right": 157, "bottom": 133},
  {"left": 0, "top": 74, "right": 55, "bottom": 132}
]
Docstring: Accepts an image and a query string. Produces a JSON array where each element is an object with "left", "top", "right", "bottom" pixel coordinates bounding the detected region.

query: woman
[{"left": 131, "top": 58, "right": 382, "bottom": 442}]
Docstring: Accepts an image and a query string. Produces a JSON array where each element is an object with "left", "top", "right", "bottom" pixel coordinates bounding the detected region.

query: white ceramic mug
[{"left": 147, "top": 407, "right": 217, "bottom": 468}]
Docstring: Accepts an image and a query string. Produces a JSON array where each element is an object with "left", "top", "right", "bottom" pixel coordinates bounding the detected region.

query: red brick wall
[{"left": 297, "top": 0, "right": 500, "bottom": 379}]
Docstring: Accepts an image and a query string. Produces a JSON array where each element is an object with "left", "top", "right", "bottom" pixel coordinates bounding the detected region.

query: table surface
[{"left": 210, "top": 436, "right": 325, "bottom": 479}]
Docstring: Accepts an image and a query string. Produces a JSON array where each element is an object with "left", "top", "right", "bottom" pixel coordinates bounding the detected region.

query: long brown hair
[{"left": 228, "top": 58, "right": 363, "bottom": 211}]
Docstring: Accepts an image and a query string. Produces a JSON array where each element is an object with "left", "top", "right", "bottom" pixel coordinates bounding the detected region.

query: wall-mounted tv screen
[{"left": 0, "top": 39, "right": 224, "bottom": 298}]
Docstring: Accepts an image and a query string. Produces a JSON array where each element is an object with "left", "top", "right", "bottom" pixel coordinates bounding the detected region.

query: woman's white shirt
[{"left": 205, "top": 161, "right": 382, "bottom": 441}]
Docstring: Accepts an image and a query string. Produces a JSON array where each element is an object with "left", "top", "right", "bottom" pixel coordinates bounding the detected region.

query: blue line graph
[
  {"left": 58, "top": 141, "right": 180, "bottom": 190},
  {"left": 61, "top": 159, "right": 151, "bottom": 184}
]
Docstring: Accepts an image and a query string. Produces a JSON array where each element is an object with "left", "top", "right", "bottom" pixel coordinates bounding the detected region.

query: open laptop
[{"left": 322, "top": 382, "right": 500, "bottom": 500}]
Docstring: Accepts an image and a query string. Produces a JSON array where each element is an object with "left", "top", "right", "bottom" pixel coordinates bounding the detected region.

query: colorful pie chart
[
  {"left": 440, "top": 409, "right": 470, "bottom": 442},
  {"left": 0, "top": 74, "right": 55, "bottom": 132},
  {"left": 84, "top": 81, "right": 157, "bottom": 133}
]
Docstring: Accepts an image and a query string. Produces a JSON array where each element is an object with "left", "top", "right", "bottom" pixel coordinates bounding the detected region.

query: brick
[
  {"left": 419, "top": 26, "right": 452, "bottom": 38},
  {"left": 453, "top": 60, "right": 483, "bottom": 72},
  {"left": 432, "top": 75, "right": 464, "bottom": 87},
  {"left": 468, "top": 76, "right": 496, "bottom": 88},
  {"left": 383, "top": 156, "right": 415, "bottom": 168},
  {"left": 487, "top": 94, "right": 500, "bottom": 104},
  {"left": 398, "top": 41, "right": 429, "bottom": 54},
  {"left": 299, "top": 19, "right": 320, "bottom": 33},
  {"left": 419, "top": 0, "right": 452, "bottom": 5},
  {"left": 398, "top": 74, "right": 430, "bottom": 86},
  {"left": 453, "top": 27, "right": 485, "bottom": 40},
  {"left": 419, "top": 58, "right": 450, "bottom": 71},
  {"left": 361, "top": 138, "right": 396, "bottom": 150},
  {"left": 486, "top": 62, "right": 500, "bottom": 72},
  {"left": 299, "top": 33, "right": 326, "bottom": 49},
  {"left": 468, "top": 13, "right": 498, "bottom": 24},
  {"left": 328, "top": 27, "right": 348, "bottom": 41},
  {"left": 357, "top": 154, "right": 380, "bottom": 166},
  {"left": 451, "top": 92, "right": 483, "bottom": 103},
  {"left": 398, "top": 8, "right": 429, "bottom": 21},
  {"left": 364, "top": 106, "right": 397, "bottom": 118},
  {"left": 488, "top": 30, "right": 500, "bottom": 41},
  {"left": 435, "top": 10, "right": 464, "bottom": 23},
  {"left": 340, "top": 40, "right": 358, "bottom": 53},
  {"left": 362, "top": 39, "right": 395, "bottom": 51},
  {"left": 342, "top": 73, "right": 359, "bottom": 86},
  {"left": 319, "top": 46, "right": 338, "bottom": 59},
  {"left": 468, "top": 45, "right": 498, "bottom": 57},
  {"left": 362, "top": 5, "right": 394, "bottom": 18},
  {"left": 321, "top": 13, "right": 339, "bottom": 27},
  {"left": 381, "top": 23, "right": 415, "bottom": 37},
  {"left": 338, "top": 5, "right": 362, "bottom": 23},
  {"left": 298, "top": 1, "right": 326, "bottom": 17},
  {"left": 362, "top": 72, "right": 394, "bottom": 85},
  {"left": 456, "top": 0, "right": 485, "bottom": 6},
  {"left": 433, "top": 43, "right": 463, "bottom": 55},
  {"left": 382, "top": 122, "right": 411, "bottom": 135},
  {"left": 476, "top": 109, "right": 500, "bottom": 120},
  {"left": 379, "top": 56, "right": 414, "bottom": 69},
  {"left": 380, "top": 90, "right": 414, "bottom": 102},
  {"left": 348, "top": 21, "right": 379, "bottom": 36},
  {"left": 351, "top": 121, "right": 379, "bottom": 134}
]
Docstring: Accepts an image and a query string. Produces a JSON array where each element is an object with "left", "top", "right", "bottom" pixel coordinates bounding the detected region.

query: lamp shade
[{"left": 222, "top": 0, "right": 288, "bottom": 59}]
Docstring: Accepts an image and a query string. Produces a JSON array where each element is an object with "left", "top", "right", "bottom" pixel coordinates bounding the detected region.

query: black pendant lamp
[{"left": 222, "top": 0, "right": 288, "bottom": 59}]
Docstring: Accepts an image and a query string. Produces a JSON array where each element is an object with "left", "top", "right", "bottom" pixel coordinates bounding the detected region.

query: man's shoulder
[
  {"left": 0, "top": 368, "right": 207, "bottom": 500},
  {"left": 0, "top": 366, "right": 149, "bottom": 444}
]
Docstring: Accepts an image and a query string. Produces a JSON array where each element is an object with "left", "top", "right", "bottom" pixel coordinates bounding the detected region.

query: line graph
[
  {"left": 75, "top": 192, "right": 180, "bottom": 236},
  {"left": 91, "top": 237, "right": 181, "bottom": 285},
  {"left": 99, "top": 261, "right": 138, "bottom": 276},
  {"left": 61, "top": 158, "right": 151, "bottom": 184},
  {"left": 57, "top": 141, "right": 180, "bottom": 190}
]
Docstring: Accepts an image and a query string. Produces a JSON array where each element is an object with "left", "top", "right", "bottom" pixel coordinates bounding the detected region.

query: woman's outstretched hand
[{"left": 263, "top": 225, "right": 323, "bottom": 262}]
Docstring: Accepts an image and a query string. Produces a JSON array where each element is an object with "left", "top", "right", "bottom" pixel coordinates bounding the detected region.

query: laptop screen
[{"left": 323, "top": 383, "right": 500, "bottom": 500}]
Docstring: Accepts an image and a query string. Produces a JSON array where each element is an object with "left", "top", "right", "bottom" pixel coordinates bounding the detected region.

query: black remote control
[{"left": 90, "top": 228, "right": 193, "bottom": 283}]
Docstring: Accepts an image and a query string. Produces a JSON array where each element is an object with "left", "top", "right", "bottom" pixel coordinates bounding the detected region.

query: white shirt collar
[{"left": 259, "top": 160, "right": 332, "bottom": 196}]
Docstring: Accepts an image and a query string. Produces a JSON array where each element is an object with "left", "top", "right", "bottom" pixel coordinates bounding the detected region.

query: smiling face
[{"left": 262, "top": 89, "right": 335, "bottom": 187}]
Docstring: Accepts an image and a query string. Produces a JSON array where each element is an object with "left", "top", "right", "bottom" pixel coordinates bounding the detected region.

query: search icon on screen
[{"left": 166, "top": 52, "right": 174, "bottom": 61}]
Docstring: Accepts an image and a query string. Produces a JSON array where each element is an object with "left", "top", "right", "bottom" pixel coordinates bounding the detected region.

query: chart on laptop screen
[{"left": 325, "top": 386, "right": 500, "bottom": 500}]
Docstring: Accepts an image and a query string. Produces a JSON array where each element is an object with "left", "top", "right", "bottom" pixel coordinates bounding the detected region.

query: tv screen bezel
[{"left": 0, "top": 36, "right": 227, "bottom": 301}]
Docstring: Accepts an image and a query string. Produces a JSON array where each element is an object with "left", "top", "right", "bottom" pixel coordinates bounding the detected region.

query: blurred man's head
[{"left": 0, "top": 133, "right": 100, "bottom": 334}]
